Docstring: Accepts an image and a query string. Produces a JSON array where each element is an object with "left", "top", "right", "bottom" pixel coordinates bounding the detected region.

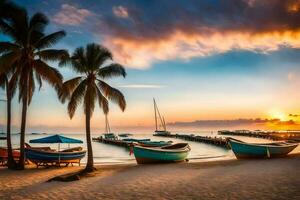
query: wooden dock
[
  {"left": 92, "top": 137, "right": 132, "bottom": 148},
  {"left": 154, "top": 134, "right": 229, "bottom": 149},
  {"left": 218, "top": 130, "right": 300, "bottom": 142}
]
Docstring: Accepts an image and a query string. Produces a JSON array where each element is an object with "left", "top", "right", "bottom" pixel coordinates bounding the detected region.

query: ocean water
[{"left": 1, "top": 131, "right": 299, "bottom": 165}]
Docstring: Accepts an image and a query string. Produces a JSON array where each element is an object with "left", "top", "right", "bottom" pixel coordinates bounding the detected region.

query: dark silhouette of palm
[
  {"left": 0, "top": 6, "right": 68, "bottom": 169},
  {"left": 59, "top": 43, "right": 126, "bottom": 172}
]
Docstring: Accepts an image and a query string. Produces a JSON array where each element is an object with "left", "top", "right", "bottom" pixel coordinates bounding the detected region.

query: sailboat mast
[
  {"left": 154, "top": 98, "right": 158, "bottom": 131},
  {"left": 105, "top": 114, "right": 108, "bottom": 133},
  {"left": 162, "top": 117, "right": 167, "bottom": 131}
]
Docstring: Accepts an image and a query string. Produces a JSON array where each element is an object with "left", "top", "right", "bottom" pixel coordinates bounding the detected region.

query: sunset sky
[{"left": 1, "top": 0, "right": 300, "bottom": 132}]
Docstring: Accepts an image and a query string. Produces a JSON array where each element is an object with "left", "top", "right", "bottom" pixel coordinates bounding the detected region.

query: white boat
[{"left": 153, "top": 99, "right": 171, "bottom": 136}]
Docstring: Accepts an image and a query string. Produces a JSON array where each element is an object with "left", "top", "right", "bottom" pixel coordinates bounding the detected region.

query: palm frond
[
  {"left": 29, "top": 12, "right": 48, "bottom": 33},
  {"left": 0, "top": 42, "right": 20, "bottom": 54},
  {"left": 36, "top": 49, "right": 69, "bottom": 62},
  {"left": 0, "top": 51, "right": 20, "bottom": 74},
  {"left": 35, "top": 72, "right": 42, "bottom": 90},
  {"left": 59, "top": 76, "right": 82, "bottom": 103},
  {"left": 27, "top": 70, "right": 35, "bottom": 105},
  {"left": 34, "top": 31, "right": 66, "bottom": 49},
  {"left": 0, "top": 74, "right": 6, "bottom": 89},
  {"left": 33, "top": 60, "right": 63, "bottom": 91},
  {"left": 98, "top": 63, "right": 126, "bottom": 79},
  {"left": 95, "top": 85, "right": 109, "bottom": 114},
  {"left": 0, "top": 20, "right": 17, "bottom": 40},
  {"left": 68, "top": 79, "right": 87, "bottom": 118},
  {"left": 98, "top": 80, "right": 126, "bottom": 111}
]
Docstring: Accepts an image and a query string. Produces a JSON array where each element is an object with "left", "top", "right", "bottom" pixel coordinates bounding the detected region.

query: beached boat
[
  {"left": 25, "top": 147, "right": 86, "bottom": 166},
  {"left": 123, "top": 138, "right": 151, "bottom": 143},
  {"left": 138, "top": 140, "right": 173, "bottom": 147},
  {"left": 153, "top": 99, "right": 171, "bottom": 136},
  {"left": 228, "top": 138, "right": 298, "bottom": 159},
  {"left": 0, "top": 147, "right": 20, "bottom": 165},
  {"left": 133, "top": 143, "right": 191, "bottom": 164}
]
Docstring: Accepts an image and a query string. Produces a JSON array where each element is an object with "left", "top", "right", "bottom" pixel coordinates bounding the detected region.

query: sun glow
[{"left": 269, "top": 110, "right": 288, "bottom": 121}]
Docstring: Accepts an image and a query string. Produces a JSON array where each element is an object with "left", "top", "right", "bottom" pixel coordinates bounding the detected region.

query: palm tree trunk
[
  {"left": 18, "top": 88, "right": 28, "bottom": 170},
  {"left": 5, "top": 77, "right": 16, "bottom": 169},
  {"left": 84, "top": 109, "right": 94, "bottom": 172}
]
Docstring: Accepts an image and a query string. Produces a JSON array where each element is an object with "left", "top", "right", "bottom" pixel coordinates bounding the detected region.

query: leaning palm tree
[
  {"left": 59, "top": 43, "right": 126, "bottom": 172},
  {"left": 0, "top": 8, "right": 68, "bottom": 169}
]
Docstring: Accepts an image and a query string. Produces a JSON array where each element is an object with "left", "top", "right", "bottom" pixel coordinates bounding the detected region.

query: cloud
[
  {"left": 91, "top": 0, "right": 300, "bottom": 68},
  {"left": 53, "top": 4, "right": 93, "bottom": 26},
  {"left": 289, "top": 113, "right": 300, "bottom": 117},
  {"left": 168, "top": 118, "right": 297, "bottom": 128},
  {"left": 118, "top": 84, "right": 165, "bottom": 89},
  {"left": 113, "top": 6, "right": 129, "bottom": 18}
]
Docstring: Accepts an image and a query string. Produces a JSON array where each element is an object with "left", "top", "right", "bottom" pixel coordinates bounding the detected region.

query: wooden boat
[
  {"left": 123, "top": 138, "right": 151, "bottom": 143},
  {"left": 228, "top": 138, "right": 298, "bottom": 159},
  {"left": 25, "top": 147, "right": 86, "bottom": 167},
  {"left": 0, "top": 147, "right": 20, "bottom": 165},
  {"left": 133, "top": 143, "right": 190, "bottom": 164},
  {"left": 153, "top": 99, "right": 171, "bottom": 136},
  {"left": 138, "top": 140, "right": 173, "bottom": 147}
]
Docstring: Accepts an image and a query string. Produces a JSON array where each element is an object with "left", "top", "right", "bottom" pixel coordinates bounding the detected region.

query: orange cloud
[
  {"left": 103, "top": 29, "right": 300, "bottom": 68},
  {"left": 53, "top": 4, "right": 93, "bottom": 26}
]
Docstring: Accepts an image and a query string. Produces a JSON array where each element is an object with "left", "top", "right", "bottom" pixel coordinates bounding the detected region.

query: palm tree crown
[{"left": 59, "top": 43, "right": 126, "bottom": 118}]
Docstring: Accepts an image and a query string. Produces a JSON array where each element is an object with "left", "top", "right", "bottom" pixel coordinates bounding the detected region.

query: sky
[{"left": 1, "top": 0, "right": 300, "bottom": 133}]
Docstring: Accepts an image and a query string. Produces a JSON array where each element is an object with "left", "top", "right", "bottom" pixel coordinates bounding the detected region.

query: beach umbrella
[{"left": 29, "top": 134, "right": 83, "bottom": 164}]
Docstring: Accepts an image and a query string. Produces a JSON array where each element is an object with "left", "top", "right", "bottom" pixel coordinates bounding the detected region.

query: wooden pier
[
  {"left": 154, "top": 134, "right": 229, "bottom": 149},
  {"left": 218, "top": 130, "right": 300, "bottom": 142},
  {"left": 92, "top": 137, "right": 132, "bottom": 148}
]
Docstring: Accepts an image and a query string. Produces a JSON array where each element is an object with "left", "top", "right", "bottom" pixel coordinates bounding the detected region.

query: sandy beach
[{"left": 0, "top": 155, "right": 299, "bottom": 200}]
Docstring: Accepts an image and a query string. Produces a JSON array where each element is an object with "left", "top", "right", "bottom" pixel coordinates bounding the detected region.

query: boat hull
[
  {"left": 153, "top": 131, "right": 171, "bottom": 136},
  {"left": 25, "top": 148, "right": 86, "bottom": 162},
  {"left": 133, "top": 143, "right": 190, "bottom": 164},
  {"left": 229, "top": 139, "right": 298, "bottom": 159}
]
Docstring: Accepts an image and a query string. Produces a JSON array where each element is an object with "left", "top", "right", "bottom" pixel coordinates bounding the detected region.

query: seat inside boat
[
  {"left": 61, "top": 147, "right": 83, "bottom": 152},
  {"left": 161, "top": 143, "right": 188, "bottom": 149}
]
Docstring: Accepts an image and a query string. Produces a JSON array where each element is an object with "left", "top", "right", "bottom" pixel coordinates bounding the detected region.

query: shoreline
[{"left": 1, "top": 154, "right": 300, "bottom": 199}]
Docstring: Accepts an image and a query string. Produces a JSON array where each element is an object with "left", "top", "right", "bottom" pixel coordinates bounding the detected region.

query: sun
[{"left": 269, "top": 110, "right": 287, "bottom": 121}]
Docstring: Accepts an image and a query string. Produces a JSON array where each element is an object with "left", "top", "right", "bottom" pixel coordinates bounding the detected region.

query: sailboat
[
  {"left": 102, "top": 115, "right": 118, "bottom": 140},
  {"left": 153, "top": 98, "right": 171, "bottom": 136}
]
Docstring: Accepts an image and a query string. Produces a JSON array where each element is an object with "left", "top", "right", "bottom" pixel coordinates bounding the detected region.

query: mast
[
  {"left": 154, "top": 98, "right": 158, "bottom": 131},
  {"left": 162, "top": 117, "right": 167, "bottom": 131}
]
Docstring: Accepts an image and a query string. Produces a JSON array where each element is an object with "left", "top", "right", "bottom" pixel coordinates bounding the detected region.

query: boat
[
  {"left": 0, "top": 136, "right": 6, "bottom": 140},
  {"left": 122, "top": 138, "right": 151, "bottom": 143},
  {"left": 0, "top": 147, "right": 20, "bottom": 165},
  {"left": 153, "top": 99, "right": 171, "bottom": 136},
  {"left": 138, "top": 140, "right": 173, "bottom": 147},
  {"left": 25, "top": 147, "right": 86, "bottom": 167},
  {"left": 26, "top": 135, "right": 86, "bottom": 167},
  {"left": 118, "top": 133, "right": 133, "bottom": 137},
  {"left": 228, "top": 138, "right": 298, "bottom": 159},
  {"left": 133, "top": 143, "right": 191, "bottom": 164}
]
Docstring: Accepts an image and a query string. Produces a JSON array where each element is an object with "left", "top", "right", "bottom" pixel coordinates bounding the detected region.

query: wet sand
[{"left": 0, "top": 155, "right": 299, "bottom": 200}]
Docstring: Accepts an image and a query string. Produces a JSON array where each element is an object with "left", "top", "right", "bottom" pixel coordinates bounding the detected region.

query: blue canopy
[{"left": 29, "top": 134, "right": 83, "bottom": 144}]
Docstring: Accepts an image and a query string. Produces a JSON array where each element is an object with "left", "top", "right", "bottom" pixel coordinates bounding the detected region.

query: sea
[{"left": 1, "top": 130, "right": 299, "bottom": 165}]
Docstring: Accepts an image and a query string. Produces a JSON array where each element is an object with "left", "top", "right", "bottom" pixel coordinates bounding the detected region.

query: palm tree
[
  {"left": 0, "top": 73, "right": 17, "bottom": 169},
  {"left": 0, "top": 7, "right": 68, "bottom": 169},
  {"left": 0, "top": 0, "right": 23, "bottom": 169},
  {"left": 59, "top": 43, "right": 126, "bottom": 172}
]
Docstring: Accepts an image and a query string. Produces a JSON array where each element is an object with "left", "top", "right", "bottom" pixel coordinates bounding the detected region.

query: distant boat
[
  {"left": 153, "top": 99, "right": 171, "bottom": 136},
  {"left": 118, "top": 133, "right": 133, "bottom": 137},
  {"left": 138, "top": 140, "right": 173, "bottom": 147},
  {"left": 0, "top": 136, "right": 6, "bottom": 140},
  {"left": 133, "top": 143, "right": 190, "bottom": 164},
  {"left": 228, "top": 138, "right": 298, "bottom": 159}
]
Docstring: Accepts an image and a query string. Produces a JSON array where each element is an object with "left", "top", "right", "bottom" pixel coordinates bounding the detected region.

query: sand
[{"left": 0, "top": 156, "right": 300, "bottom": 200}]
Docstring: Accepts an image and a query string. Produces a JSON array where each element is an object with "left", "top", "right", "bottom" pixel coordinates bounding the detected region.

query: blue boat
[
  {"left": 228, "top": 138, "right": 298, "bottom": 159},
  {"left": 133, "top": 143, "right": 190, "bottom": 164},
  {"left": 122, "top": 138, "right": 151, "bottom": 143},
  {"left": 138, "top": 140, "right": 173, "bottom": 147},
  {"left": 25, "top": 147, "right": 86, "bottom": 166}
]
